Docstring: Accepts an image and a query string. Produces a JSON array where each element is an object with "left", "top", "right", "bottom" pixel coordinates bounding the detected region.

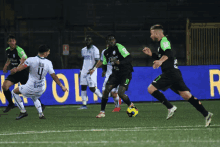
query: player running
[
  {"left": 90, "top": 34, "right": 136, "bottom": 118},
  {"left": 101, "top": 44, "right": 121, "bottom": 112},
  {"left": 142, "top": 24, "right": 213, "bottom": 127},
  {"left": 2, "top": 35, "right": 45, "bottom": 113},
  {"left": 78, "top": 35, "right": 102, "bottom": 109},
  {"left": 10, "top": 45, "right": 68, "bottom": 120}
]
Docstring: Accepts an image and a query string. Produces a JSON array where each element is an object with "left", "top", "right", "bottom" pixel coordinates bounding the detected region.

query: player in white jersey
[
  {"left": 10, "top": 45, "right": 68, "bottom": 120},
  {"left": 78, "top": 36, "right": 102, "bottom": 109},
  {"left": 101, "top": 47, "right": 121, "bottom": 112}
]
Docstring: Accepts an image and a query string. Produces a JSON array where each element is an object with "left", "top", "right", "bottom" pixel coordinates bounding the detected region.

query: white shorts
[
  {"left": 19, "top": 84, "right": 45, "bottom": 101},
  {"left": 102, "top": 74, "right": 118, "bottom": 93},
  {"left": 80, "top": 73, "right": 97, "bottom": 87}
]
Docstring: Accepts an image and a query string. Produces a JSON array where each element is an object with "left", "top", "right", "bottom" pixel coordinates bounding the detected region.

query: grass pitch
[{"left": 0, "top": 100, "right": 219, "bottom": 147}]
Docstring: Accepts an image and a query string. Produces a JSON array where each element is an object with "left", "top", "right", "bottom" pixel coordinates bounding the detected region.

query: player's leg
[
  {"left": 31, "top": 96, "right": 45, "bottom": 119},
  {"left": 12, "top": 87, "right": 28, "bottom": 120},
  {"left": 148, "top": 73, "right": 176, "bottom": 119},
  {"left": 88, "top": 73, "right": 102, "bottom": 99},
  {"left": 78, "top": 85, "right": 88, "bottom": 109},
  {"left": 111, "top": 90, "right": 121, "bottom": 112},
  {"left": 96, "top": 73, "right": 118, "bottom": 118},
  {"left": 178, "top": 91, "right": 213, "bottom": 127},
  {"left": 117, "top": 73, "right": 135, "bottom": 108},
  {"left": 2, "top": 79, "right": 16, "bottom": 113}
]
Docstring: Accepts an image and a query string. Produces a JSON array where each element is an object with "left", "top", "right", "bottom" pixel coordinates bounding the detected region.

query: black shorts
[
  {"left": 106, "top": 72, "right": 132, "bottom": 91},
  {"left": 6, "top": 68, "right": 29, "bottom": 84},
  {"left": 152, "top": 69, "right": 190, "bottom": 94}
]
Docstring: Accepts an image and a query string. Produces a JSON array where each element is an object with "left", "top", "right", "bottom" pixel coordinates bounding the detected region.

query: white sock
[
  {"left": 94, "top": 88, "right": 102, "bottom": 99},
  {"left": 113, "top": 95, "right": 120, "bottom": 107},
  {"left": 12, "top": 91, "right": 26, "bottom": 112},
  {"left": 81, "top": 91, "right": 87, "bottom": 105},
  {"left": 33, "top": 99, "right": 42, "bottom": 114}
]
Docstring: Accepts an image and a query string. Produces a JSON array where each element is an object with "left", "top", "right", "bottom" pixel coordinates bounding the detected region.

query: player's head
[
  {"left": 85, "top": 35, "right": 93, "bottom": 48},
  {"left": 106, "top": 34, "right": 116, "bottom": 47},
  {"left": 7, "top": 35, "right": 16, "bottom": 49},
  {"left": 150, "top": 24, "right": 164, "bottom": 42},
  {"left": 38, "top": 44, "right": 50, "bottom": 57}
]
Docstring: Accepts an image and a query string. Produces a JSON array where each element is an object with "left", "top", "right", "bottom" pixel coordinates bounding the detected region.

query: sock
[
  {"left": 151, "top": 90, "right": 173, "bottom": 109},
  {"left": 113, "top": 95, "right": 120, "bottom": 107},
  {"left": 188, "top": 96, "right": 208, "bottom": 117},
  {"left": 95, "top": 89, "right": 102, "bottom": 99},
  {"left": 12, "top": 91, "right": 26, "bottom": 112},
  {"left": 101, "top": 98, "right": 108, "bottom": 111},
  {"left": 81, "top": 90, "right": 87, "bottom": 105},
  {"left": 33, "top": 99, "right": 42, "bottom": 114},
  {"left": 3, "top": 90, "right": 14, "bottom": 106},
  {"left": 121, "top": 95, "right": 131, "bottom": 106}
]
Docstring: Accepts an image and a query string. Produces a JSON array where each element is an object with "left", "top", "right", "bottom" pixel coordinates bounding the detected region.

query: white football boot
[
  {"left": 166, "top": 105, "right": 177, "bottom": 120},
  {"left": 205, "top": 112, "right": 213, "bottom": 127}
]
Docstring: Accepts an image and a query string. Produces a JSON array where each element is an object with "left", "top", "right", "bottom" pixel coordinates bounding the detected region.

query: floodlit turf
[{"left": 0, "top": 100, "right": 219, "bottom": 147}]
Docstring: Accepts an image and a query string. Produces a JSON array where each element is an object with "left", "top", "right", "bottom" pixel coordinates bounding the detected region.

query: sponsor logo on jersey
[
  {"left": 13, "top": 54, "right": 15, "bottom": 58},
  {"left": 113, "top": 50, "right": 116, "bottom": 55}
]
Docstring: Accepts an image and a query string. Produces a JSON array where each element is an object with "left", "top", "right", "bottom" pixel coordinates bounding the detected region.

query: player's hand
[
  {"left": 10, "top": 67, "right": 17, "bottom": 75},
  {"left": 153, "top": 60, "right": 162, "bottom": 69},
  {"left": 3, "top": 67, "right": 8, "bottom": 73},
  {"left": 142, "top": 47, "right": 152, "bottom": 56},
  {"left": 88, "top": 69, "right": 95, "bottom": 75},
  {"left": 102, "top": 71, "right": 106, "bottom": 77},
  {"left": 61, "top": 86, "right": 68, "bottom": 92}
]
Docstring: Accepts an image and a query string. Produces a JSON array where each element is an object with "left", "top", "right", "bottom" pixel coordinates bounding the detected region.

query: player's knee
[
  {"left": 89, "top": 87, "right": 96, "bottom": 93},
  {"left": 2, "top": 84, "right": 9, "bottom": 91},
  {"left": 111, "top": 92, "right": 117, "bottom": 98},
  {"left": 180, "top": 91, "right": 191, "bottom": 100},
  {"left": 148, "top": 84, "right": 156, "bottom": 94},
  {"left": 118, "top": 88, "right": 125, "bottom": 98}
]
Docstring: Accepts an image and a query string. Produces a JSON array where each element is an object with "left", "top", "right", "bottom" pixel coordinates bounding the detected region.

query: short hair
[
  {"left": 7, "top": 35, "right": 16, "bottom": 41},
  {"left": 38, "top": 44, "right": 50, "bottom": 53},
  {"left": 150, "top": 24, "right": 163, "bottom": 31},
  {"left": 106, "top": 34, "right": 116, "bottom": 40}
]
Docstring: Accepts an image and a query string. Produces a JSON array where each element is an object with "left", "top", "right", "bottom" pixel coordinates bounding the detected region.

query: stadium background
[{"left": 0, "top": 0, "right": 219, "bottom": 106}]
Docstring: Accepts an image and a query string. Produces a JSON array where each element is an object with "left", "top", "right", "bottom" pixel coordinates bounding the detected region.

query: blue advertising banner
[{"left": 0, "top": 65, "right": 219, "bottom": 107}]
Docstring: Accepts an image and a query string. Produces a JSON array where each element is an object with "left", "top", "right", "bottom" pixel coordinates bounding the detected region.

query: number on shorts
[{"left": 38, "top": 67, "right": 44, "bottom": 80}]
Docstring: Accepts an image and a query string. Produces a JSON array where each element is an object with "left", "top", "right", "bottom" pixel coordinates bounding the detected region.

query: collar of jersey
[
  {"left": 37, "top": 55, "right": 46, "bottom": 59},
  {"left": 6, "top": 45, "right": 19, "bottom": 51}
]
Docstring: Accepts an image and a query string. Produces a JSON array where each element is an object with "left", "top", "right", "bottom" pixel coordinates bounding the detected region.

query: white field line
[
  {"left": 0, "top": 124, "right": 219, "bottom": 136},
  {"left": 0, "top": 140, "right": 219, "bottom": 144}
]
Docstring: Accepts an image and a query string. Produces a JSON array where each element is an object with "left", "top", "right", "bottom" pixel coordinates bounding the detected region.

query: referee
[{"left": 142, "top": 24, "right": 213, "bottom": 127}]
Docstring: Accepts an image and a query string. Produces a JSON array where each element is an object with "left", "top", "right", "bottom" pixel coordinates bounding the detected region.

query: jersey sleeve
[
  {"left": 24, "top": 58, "right": 31, "bottom": 67},
  {"left": 160, "top": 39, "right": 171, "bottom": 51},
  {"left": 116, "top": 43, "right": 130, "bottom": 58},
  {"left": 17, "top": 46, "right": 28, "bottom": 59},
  {"left": 102, "top": 54, "right": 107, "bottom": 65},
  {"left": 94, "top": 47, "right": 100, "bottom": 60},
  {"left": 81, "top": 49, "right": 84, "bottom": 57},
  {"left": 48, "top": 61, "right": 55, "bottom": 74},
  {"left": 100, "top": 50, "right": 105, "bottom": 61}
]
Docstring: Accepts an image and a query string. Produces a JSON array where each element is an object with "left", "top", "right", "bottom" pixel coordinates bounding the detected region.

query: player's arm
[
  {"left": 17, "top": 47, "right": 28, "bottom": 67},
  {"left": 115, "top": 43, "right": 131, "bottom": 65},
  {"left": 153, "top": 40, "right": 172, "bottom": 69},
  {"left": 50, "top": 73, "right": 68, "bottom": 92},
  {"left": 10, "top": 61, "right": 29, "bottom": 74},
  {"left": 3, "top": 58, "right": 11, "bottom": 73}
]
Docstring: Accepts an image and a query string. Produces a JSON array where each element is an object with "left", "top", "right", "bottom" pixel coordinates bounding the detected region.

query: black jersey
[
  {"left": 102, "top": 43, "right": 133, "bottom": 73},
  {"left": 152, "top": 36, "right": 178, "bottom": 72},
  {"left": 6, "top": 46, "right": 27, "bottom": 69}
]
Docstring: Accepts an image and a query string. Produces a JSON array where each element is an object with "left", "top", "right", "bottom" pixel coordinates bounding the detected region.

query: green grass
[{"left": 0, "top": 100, "right": 219, "bottom": 147}]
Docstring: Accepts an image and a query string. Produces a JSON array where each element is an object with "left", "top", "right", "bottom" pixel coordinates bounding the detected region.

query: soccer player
[
  {"left": 142, "top": 24, "right": 213, "bottom": 127},
  {"left": 89, "top": 34, "right": 136, "bottom": 118},
  {"left": 78, "top": 35, "right": 102, "bottom": 109},
  {"left": 10, "top": 45, "right": 68, "bottom": 120},
  {"left": 101, "top": 45, "right": 121, "bottom": 112},
  {"left": 2, "top": 35, "right": 45, "bottom": 113}
]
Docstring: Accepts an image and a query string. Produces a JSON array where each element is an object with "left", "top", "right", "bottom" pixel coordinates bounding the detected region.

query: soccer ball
[{"left": 126, "top": 107, "right": 138, "bottom": 117}]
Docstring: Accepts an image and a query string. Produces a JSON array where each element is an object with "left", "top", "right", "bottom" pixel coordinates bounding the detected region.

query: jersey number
[{"left": 38, "top": 67, "right": 44, "bottom": 80}]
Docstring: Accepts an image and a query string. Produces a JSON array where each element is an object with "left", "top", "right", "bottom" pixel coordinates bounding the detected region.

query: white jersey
[
  {"left": 101, "top": 49, "right": 112, "bottom": 77},
  {"left": 24, "top": 56, "right": 55, "bottom": 91},
  {"left": 81, "top": 45, "right": 100, "bottom": 75}
]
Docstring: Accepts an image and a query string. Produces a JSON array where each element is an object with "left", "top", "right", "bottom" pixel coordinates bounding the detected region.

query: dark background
[{"left": 0, "top": 0, "right": 219, "bottom": 69}]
